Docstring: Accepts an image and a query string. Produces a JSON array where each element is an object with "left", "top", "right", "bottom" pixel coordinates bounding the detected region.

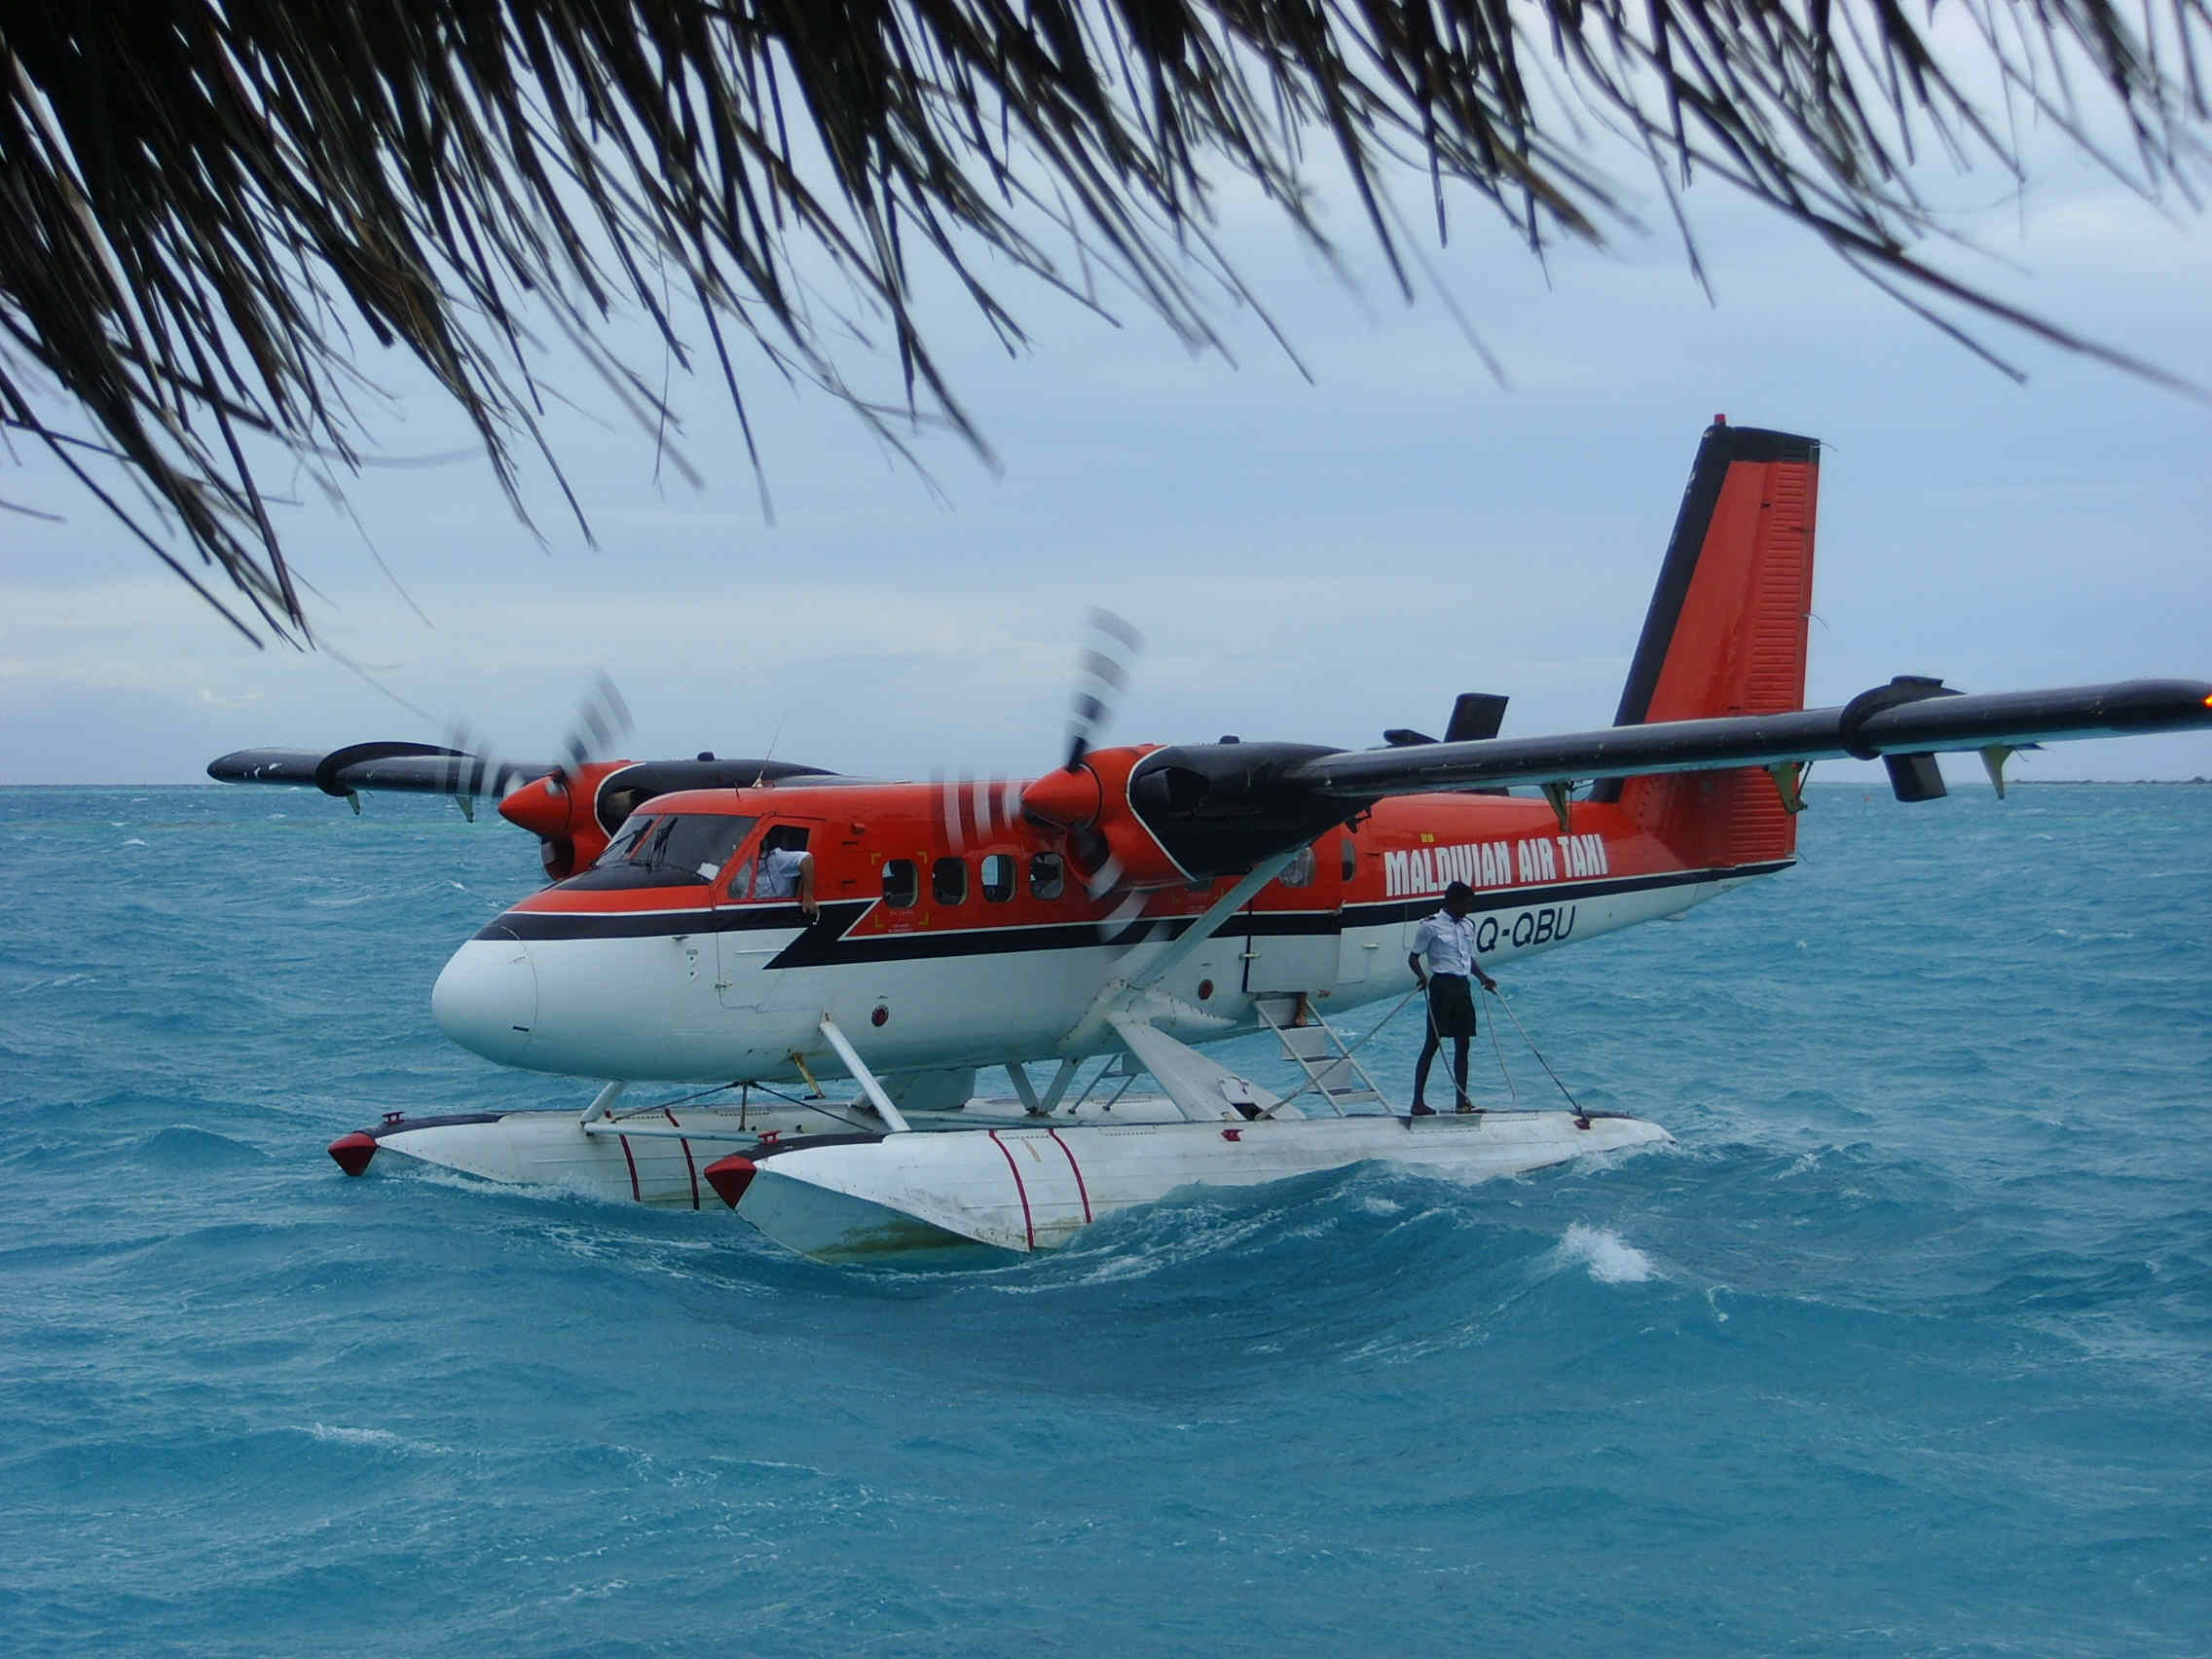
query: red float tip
[
  {"left": 328, "top": 1132, "right": 378, "bottom": 1177},
  {"left": 703, "top": 1155, "right": 757, "bottom": 1208}
]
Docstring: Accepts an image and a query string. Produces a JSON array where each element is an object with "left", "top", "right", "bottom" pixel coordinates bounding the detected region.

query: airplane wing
[
  {"left": 1284, "top": 678, "right": 2212, "bottom": 800},
  {"left": 207, "top": 745, "right": 838, "bottom": 803},
  {"left": 207, "top": 742, "right": 843, "bottom": 880},
  {"left": 207, "top": 743, "right": 557, "bottom": 801}
]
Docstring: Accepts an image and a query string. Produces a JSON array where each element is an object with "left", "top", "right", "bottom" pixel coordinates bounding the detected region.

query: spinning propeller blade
[
  {"left": 440, "top": 672, "right": 635, "bottom": 802},
  {"left": 933, "top": 608, "right": 1145, "bottom": 855},
  {"left": 933, "top": 770, "right": 1028, "bottom": 854},
  {"left": 561, "top": 673, "right": 634, "bottom": 774},
  {"left": 1066, "top": 608, "right": 1143, "bottom": 770}
]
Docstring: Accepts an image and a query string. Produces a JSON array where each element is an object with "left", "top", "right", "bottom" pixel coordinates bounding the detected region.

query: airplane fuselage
[{"left": 431, "top": 770, "right": 1787, "bottom": 1084}]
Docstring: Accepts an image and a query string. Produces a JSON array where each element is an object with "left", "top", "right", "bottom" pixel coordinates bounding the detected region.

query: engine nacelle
[
  {"left": 498, "top": 762, "right": 631, "bottom": 880},
  {"left": 1025, "top": 741, "right": 1367, "bottom": 887},
  {"left": 1126, "top": 742, "right": 1359, "bottom": 878}
]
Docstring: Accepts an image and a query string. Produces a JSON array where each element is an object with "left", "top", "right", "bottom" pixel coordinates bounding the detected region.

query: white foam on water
[
  {"left": 304, "top": 1422, "right": 456, "bottom": 1456},
  {"left": 1555, "top": 1221, "right": 1657, "bottom": 1284}
]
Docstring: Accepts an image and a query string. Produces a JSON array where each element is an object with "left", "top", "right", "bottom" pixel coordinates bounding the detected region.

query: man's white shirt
[
  {"left": 1412, "top": 908, "right": 1480, "bottom": 977},
  {"left": 755, "top": 846, "right": 809, "bottom": 899}
]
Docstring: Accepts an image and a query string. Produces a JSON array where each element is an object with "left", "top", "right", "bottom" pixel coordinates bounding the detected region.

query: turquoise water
[{"left": 2, "top": 784, "right": 2208, "bottom": 1656}]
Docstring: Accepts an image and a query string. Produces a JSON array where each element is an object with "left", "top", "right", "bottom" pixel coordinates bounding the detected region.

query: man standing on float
[{"left": 1407, "top": 881, "right": 1496, "bottom": 1115}]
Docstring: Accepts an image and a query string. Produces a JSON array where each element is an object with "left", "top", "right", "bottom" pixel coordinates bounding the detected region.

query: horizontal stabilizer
[{"left": 1287, "top": 678, "right": 2212, "bottom": 798}]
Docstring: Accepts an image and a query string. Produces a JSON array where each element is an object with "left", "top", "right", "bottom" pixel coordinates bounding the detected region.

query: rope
[
  {"left": 1416, "top": 977, "right": 1489, "bottom": 1112},
  {"left": 739, "top": 1079, "right": 881, "bottom": 1135},
  {"left": 1486, "top": 983, "right": 1587, "bottom": 1119},
  {"left": 1267, "top": 986, "right": 1423, "bottom": 1114},
  {"left": 1486, "top": 997, "right": 1520, "bottom": 1107}
]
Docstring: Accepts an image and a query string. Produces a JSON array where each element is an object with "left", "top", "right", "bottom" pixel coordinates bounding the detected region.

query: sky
[{"left": 6, "top": 75, "right": 2212, "bottom": 791}]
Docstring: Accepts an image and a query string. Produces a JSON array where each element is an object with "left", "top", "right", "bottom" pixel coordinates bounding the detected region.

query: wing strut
[
  {"left": 1120, "top": 848, "right": 1298, "bottom": 991},
  {"left": 816, "top": 1017, "right": 911, "bottom": 1133}
]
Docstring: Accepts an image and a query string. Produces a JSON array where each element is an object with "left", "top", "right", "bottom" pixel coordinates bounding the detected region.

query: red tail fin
[{"left": 1593, "top": 422, "right": 1820, "bottom": 868}]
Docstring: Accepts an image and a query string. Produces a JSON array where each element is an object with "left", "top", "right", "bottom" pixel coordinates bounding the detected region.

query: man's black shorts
[{"left": 1426, "top": 974, "right": 1478, "bottom": 1038}]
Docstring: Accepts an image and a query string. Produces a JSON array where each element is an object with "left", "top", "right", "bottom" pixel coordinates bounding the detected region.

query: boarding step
[{"left": 1253, "top": 996, "right": 1388, "bottom": 1114}]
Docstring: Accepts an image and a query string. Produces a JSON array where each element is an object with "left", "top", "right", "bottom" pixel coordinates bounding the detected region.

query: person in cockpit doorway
[
  {"left": 1408, "top": 881, "right": 1495, "bottom": 1116},
  {"left": 754, "top": 827, "right": 819, "bottom": 920}
]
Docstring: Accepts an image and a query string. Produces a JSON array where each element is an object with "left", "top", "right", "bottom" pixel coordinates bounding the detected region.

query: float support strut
[
  {"left": 818, "top": 1017, "right": 911, "bottom": 1133},
  {"left": 579, "top": 1081, "right": 627, "bottom": 1124}
]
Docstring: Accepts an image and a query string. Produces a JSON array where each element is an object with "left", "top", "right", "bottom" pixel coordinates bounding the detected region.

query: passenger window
[
  {"left": 1029, "top": 853, "right": 1065, "bottom": 901},
  {"left": 980, "top": 853, "right": 1014, "bottom": 903},
  {"left": 1342, "top": 835, "right": 1357, "bottom": 882},
  {"left": 883, "top": 860, "right": 917, "bottom": 909},
  {"left": 1278, "top": 845, "right": 1315, "bottom": 888},
  {"left": 933, "top": 857, "right": 968, "bottom": 905}
]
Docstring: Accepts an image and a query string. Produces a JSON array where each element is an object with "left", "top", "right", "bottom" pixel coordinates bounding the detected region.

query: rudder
[{"left": 1592, "top": 421, "right": 1820, "bottom": 868}]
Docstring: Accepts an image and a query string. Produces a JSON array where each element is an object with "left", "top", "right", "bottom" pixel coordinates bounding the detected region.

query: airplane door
[
  {"left": 715, "top": 818, "right": 825, "bottom": 1011},
  {"left": 1239, "top": 839, "right": 1343, "bottom": 995},
  {"left": 1332, "top": 833, "right": 1382, "bottom": 985}
]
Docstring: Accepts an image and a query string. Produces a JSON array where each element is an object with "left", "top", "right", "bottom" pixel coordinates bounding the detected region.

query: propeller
[
  {"left": 1066, "top": 608, "right": 1143, "bottom": 770},
  {"left": 560, "top": 673, "right": 634, "bottom": 775},
  {"left": 933, "top": 608, "right": 1144, "bottom": 857},
  {"left": 439, "top": 674, "right": 634, "bottom": 806},
  {"left": 465, "top": 675, "right": 639, "bottom": 878},
  {"left": 934, "top": 770, "right": 1030, "bottom": 855}
]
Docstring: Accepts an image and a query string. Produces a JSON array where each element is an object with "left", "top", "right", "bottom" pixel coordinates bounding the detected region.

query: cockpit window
[
  {"left": 571, "top": 814, "right": 756, "bottom": 889},
  {"left": 657, "top": 814, "right": 756, "bottom": 882},
  {"left": 597, "top": 815, "right": 656, "bottom": 866}
]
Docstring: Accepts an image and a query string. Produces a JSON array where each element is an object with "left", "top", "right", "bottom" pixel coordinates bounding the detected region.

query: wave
[{"left": 1549, "top": 1221, "right": 1658, "bottom": 1283}]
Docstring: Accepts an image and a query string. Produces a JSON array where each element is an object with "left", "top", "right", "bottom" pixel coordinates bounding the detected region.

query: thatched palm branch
[{"left": 3, "top": 0, "right": 2206, "bottom": 643}]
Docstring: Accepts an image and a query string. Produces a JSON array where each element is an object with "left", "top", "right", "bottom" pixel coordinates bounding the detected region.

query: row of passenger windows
[
  {"left": 884, "top": 853, "right": 1063, "bottom": 908},
  {"left": 879, "top": 842, "right": 1338, "bottom": 908}
]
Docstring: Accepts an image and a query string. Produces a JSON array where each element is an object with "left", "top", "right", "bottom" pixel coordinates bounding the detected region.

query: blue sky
[{"left": 5, "top": 129, "right": 2210, "bottom": 788}]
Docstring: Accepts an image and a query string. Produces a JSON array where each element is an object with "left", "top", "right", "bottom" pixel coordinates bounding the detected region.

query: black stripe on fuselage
[
  {"left": 481, "top": 901, "right": 840, "bottom": 941},
  {"left": 473, "top": 860, "right": 1792, "bottom": 963}
]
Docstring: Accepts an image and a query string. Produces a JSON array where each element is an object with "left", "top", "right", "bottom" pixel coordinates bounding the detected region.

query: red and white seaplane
[{"left": 212, "top": 421, "right": 2212, "bottom": 1262}]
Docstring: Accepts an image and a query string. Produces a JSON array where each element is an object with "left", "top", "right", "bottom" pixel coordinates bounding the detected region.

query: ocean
[{"left": 3, "top": 782, "right": 2207, "bottom": 1657}]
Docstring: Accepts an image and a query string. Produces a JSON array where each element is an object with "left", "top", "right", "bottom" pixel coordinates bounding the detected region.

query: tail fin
[{"left": 1592, "top": 421, "right": 1820, "bottom": 867}]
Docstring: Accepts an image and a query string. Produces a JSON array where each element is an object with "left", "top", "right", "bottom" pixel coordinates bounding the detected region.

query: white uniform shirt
[
  {"left": 754, "top": 845, "right": 809, "bottom": 900},
  {"left": 1411, "top": 908, "right": 1480, "bottom": 977}
]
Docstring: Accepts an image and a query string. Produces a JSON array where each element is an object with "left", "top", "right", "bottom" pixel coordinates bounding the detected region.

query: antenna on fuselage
[{"left": 751, "top": 715, "right": 789, "bottom": 789}]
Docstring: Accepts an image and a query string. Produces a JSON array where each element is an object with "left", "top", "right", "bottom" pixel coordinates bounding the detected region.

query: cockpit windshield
[
  {"left": 596, "top": 815, "right": 656, "bottom": 866},
  {"left": 571, "top": 813, "right": 756, "bottom": 889}
]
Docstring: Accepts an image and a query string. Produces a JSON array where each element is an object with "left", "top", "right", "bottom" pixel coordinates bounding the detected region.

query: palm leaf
[{"left": 2, "top": 0, "right": 2205, "bottom": 642}]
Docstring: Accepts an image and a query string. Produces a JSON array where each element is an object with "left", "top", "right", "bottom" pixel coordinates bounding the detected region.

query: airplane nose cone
[{"left": 432, "top": 927, "right": 539, "bottom": 1065}]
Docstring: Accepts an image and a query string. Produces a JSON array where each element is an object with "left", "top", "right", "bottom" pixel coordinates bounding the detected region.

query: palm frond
[{"left": 3, "top": 0, "right": 2206, "bottom": 642}]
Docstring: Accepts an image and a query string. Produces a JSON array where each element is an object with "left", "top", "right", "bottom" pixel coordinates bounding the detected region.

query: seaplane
[{"left": 211, "top": 420, "right": 2212, "bottom": 1263}]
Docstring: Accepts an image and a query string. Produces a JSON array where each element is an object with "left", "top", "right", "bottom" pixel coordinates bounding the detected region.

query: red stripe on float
[
  {"left": 617, "top": 1132, "right": 641, "bottom": 1203},
  {"left": 667, "top": 1109, "right": 699, "bottom": 1210},
  {"left": 986, "top": 1129, "right": 1036, "bottom": 1250},
  {"left": 1046, "top": 1127, "right": 1091, "bottom": 1223}
]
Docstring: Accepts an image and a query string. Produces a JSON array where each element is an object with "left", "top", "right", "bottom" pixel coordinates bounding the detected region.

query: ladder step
[{"left": 1254, "top": 998, "right": 1393, "bottom": 1118}]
